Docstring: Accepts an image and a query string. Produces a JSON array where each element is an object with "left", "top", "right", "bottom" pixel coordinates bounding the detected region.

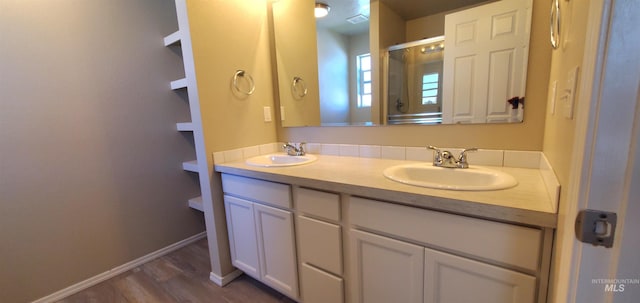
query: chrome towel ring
[
  {"left": 233, "top": 70, "right": 255, "bottom": 95},
  {"left": 292, "top": 76, "right": 308, "bottom": 99},
  {"left": 550, "top": 0, "right": 561, "bottom": 49}
]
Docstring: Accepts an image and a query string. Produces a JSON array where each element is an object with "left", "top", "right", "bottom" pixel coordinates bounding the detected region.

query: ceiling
[
  {"left": 379, "top": 0, "right": 491, "bottom": 20},
  {"left": 316, "top": 0, "right": 491, "bottom": 35}
]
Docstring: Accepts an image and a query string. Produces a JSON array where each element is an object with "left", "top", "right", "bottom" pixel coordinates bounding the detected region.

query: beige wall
[
  {"left": 406, "top": 1, "right": 494, "bottom": 41},
  {"left": 185, "top": 0, "right": 279, "bottom": 279},
  {"left": 543, "top": 0, "right": 593, "bottom": 301},
  {"left": 406, "top": 12, "right": 447, "bottom": 41},
  {"left": 188, "top": 0, "right": 278, "bottom": 153},
  {"left": 368, "top": 1, "right": 407, "bottom": 125},
  {"left": 271, "top": 0, "right": 321, "bottom": 127},
  {"left": 280, "top": 0, "right": 550, "bottom": 151},
  {"left": 0, "top": 1, "right": 206, "bottom": 302}
]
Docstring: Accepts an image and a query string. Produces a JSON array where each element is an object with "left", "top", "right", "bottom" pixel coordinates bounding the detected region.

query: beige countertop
[{"left": 215, "top": 154, "right": 558, "bottom": 228}]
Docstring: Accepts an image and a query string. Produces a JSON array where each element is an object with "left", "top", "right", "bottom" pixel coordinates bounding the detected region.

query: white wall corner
[
  {"left": 539, "top": 153, "right": 561, "bottom": 212},
  {"left": 209, "top": 269, "right": 243, "bottom": 287}
]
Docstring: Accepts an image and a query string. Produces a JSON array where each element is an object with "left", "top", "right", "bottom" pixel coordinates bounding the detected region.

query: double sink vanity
[{"left": 214, "top": 145, "right": 558, "bottom": 303}]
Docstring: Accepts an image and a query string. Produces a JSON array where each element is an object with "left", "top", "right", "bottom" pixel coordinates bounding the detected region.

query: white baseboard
[
  {"left": 32, "top": 231, "right": 207, "bottom": 303},
  {"left": 209, "top": 269, "right": 243, "bottom": 287}
]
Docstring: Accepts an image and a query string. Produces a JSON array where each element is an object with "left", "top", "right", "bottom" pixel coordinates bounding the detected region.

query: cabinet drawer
[
  {"left": 300, "top": 263, "right": 344, "bottom": 303},
  {"left": 298, "top": 216, "right": 342, "bottom": 275},
  {"left": 350, "top": 197, "right": 541, "bottom": 272},
  {"left": 221, "top": 174, "right": 291, "bottom": 209},
  {"left": 296, "top": 188, "right": 340, "bottom": 221}
]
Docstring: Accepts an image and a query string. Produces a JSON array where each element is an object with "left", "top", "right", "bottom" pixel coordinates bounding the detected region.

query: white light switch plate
[
  {"left": 564, "top": 66, "right": 580, "bottom": 119},
  {"left": 280, "top": 106, "right": 285, "bottom": 121},
  {"left": 549, "top": 80, "right": 557, "bottom": 115},
  {"left": 263, "top": 106, "right": 272, "bottom": 122}
]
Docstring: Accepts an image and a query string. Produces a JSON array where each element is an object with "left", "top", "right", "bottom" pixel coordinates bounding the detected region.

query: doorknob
[{"left": 575, "top": 209, "right": 617, "bottom": 248}]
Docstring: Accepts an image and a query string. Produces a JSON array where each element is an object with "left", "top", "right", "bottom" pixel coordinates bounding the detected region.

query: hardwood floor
[{"left": 57, "top": 238, "right": 295, "bottom": 303}]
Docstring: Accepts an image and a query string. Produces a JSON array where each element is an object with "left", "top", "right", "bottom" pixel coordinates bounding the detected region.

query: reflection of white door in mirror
[{"left": 442, "top": 0, "right": 531, "bottom": 124}]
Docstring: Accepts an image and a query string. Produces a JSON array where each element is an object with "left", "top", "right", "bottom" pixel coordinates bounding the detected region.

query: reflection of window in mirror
[
  {"left": 357, "top": 53, "right": 372, "bottom": 108},
  {"left": 421, "top": 73, "right": 439, "bottom": 105}
]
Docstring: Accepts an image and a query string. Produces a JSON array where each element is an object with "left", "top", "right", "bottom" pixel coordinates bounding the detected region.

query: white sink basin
[
  {"left": 383, "top": 163, "right": 517, "bottom": 191},
  {"left": 245, "top": 153, "right": 317, "bottom": 167}
]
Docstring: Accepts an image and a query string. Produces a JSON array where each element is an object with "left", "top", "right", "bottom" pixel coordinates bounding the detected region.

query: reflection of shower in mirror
[{"left": 386, "top": 36, "right": 445, "bottom": 125}]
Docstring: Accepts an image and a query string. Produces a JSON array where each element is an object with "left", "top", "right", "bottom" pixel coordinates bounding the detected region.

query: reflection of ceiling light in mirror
[
  {"left": 315, "top": 3, "right": 330, "bottom": 18},
  {"left": 346, "top": 14, "right": 369, "bottom": 24},
  {"left": 420, "top": 43, "right": 445, "bottom": 54}
]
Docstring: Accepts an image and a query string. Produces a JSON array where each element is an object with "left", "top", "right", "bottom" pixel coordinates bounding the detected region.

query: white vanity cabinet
[
  {"left": 221, "top": 174, "right": 299, "bottom": 300},
  {"left": 349, "top": 197, "right": 540, "bottom": 303},
  {"left": 217, "top": 169, "right": 553, "bottom": 303}
]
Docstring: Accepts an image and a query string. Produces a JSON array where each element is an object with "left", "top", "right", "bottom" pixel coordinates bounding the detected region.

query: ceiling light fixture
[{"left": 315, "top": 3, "right": 330, "bottom": 18}]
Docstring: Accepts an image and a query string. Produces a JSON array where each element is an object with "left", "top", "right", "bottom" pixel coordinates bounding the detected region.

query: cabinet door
[
  {"left": 224, "top": 195, "right": 260, "bottom": 278},
  {"left": 350, "top": 229, "right": 424, "bottom": 303},
  {"left": 424, "top": 247, "right": 536, "bottom": 303},
  {"left": 254, "top": 203, "right": 299, "bottom": 299}
]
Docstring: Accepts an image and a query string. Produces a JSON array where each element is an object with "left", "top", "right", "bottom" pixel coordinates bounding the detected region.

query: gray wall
[
  {"left": 0, "top": 1, "right": 205, "bottom": 302},
  {"left": 317, "top": 28, "right": 350, "bottom": 124}
]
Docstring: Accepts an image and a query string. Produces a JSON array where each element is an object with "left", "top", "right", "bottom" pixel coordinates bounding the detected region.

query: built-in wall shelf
[
  {"left": 168, "top": 0, "right": 209, "bottom": 216},
  {"left": 163, "top": 31, "right": 182, "bottom": 46},
  {"left": 170, "top": 78, "right": 187, "bottom": 90},
  {"left": 188, "top": 196, "right": 204, "bottom": 212},
  {"left": 182, "top": 160, "right": 199, "bottom": 173},
  {"left": 176, "top": 122, "right": 194, "bottom": 131}
]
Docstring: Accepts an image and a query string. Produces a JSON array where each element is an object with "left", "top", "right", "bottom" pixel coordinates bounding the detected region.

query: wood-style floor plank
[{"left": 57, "top": 238, "right": 294, "bottom": 303}]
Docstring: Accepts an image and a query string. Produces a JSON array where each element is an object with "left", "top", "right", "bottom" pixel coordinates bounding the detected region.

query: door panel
[
  {"left": 224, "top": 196, "right": 260, "bottom": 278},
  {"left": 350, "top": 229, "right": 424, "bottom": 303},
  {"left": 254, "top": 203, "right": 299, "bottom": 299}
]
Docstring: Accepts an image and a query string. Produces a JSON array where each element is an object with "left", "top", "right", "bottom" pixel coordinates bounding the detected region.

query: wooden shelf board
[
  {"left": 188, "top": 196, "right": 204, "bottom": 212},
  {"left": 163, "top": 30, "right": 182, "bottom": 46},
  {"left": 176, "top": 122, "right": 194, "bottom": 131},
  {"left": 170, "top": 78, "right": 187, "bottom": 90},
  {"left": 182, "top": 160, "right": 199, "bottom": 173}
]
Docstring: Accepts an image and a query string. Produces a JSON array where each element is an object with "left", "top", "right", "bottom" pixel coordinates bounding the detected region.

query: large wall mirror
[{"left": 271, "top": 0, "right": 533, "bottom": 127}]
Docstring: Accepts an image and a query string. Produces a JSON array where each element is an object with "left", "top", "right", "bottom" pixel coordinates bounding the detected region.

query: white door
[
  {"left": 561, "top": 0, "right": 640, "bottom": 302},
  {"left": 423, "top": 247, "right": 536, "bottom": 303},
  {"left": 350, "top": 229, "right": 424, "bottom": 303},
  {"left": 253, "top": 203, "right": 299, "bottom": 299},
  {"left": 223, "top": 196, "right": 260, "bottom": 279},
  {"left": 442, "top": 0, "right": 532, "bottom": 123}
]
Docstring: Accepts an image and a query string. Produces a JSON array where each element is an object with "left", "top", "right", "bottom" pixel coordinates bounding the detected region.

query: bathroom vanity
[{"left": 215, "top": 154, "right": 557, "bottom": 303}]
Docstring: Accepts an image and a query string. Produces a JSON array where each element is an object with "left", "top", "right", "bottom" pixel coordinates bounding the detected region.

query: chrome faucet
[
  {"left": 427, "top": 146, "right": 477, "bottom": 168},
  {"left": 283, "top": 142, "right": 306, "bottom": 156}
]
